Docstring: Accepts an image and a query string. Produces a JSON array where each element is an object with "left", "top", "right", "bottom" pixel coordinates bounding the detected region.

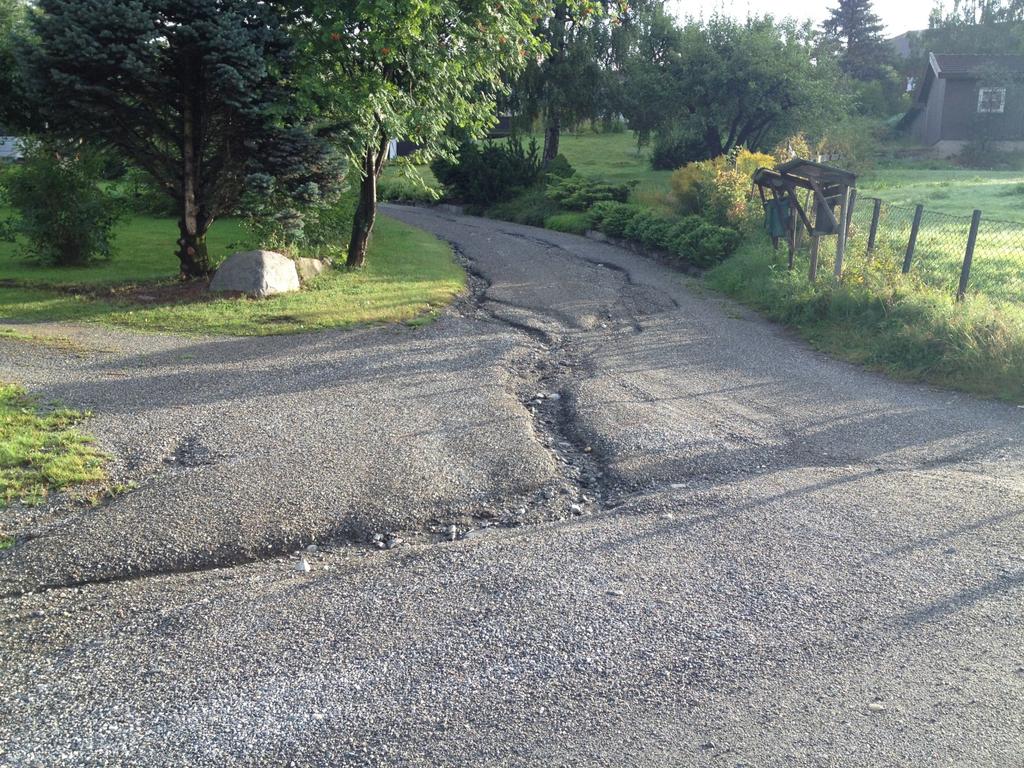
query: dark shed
[{"left": 904, "top": 53, "right": 1024, "bottom": 154}]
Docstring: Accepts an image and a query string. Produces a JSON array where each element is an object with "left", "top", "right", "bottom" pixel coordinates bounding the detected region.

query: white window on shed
[{"left": 978, "top": 87, "right": 1006, "bottom": 114}]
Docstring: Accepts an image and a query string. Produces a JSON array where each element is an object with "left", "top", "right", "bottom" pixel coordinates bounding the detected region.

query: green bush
[
  {"left": 544, "top": 211, "right": 591, "bottom": 235},
  {"left": 1, "top": 140, "right": 124, "bottom": 266},
  {"left": 378, "top": 174, "right": 441, "bottom": 203},
  {"left": 589, "top": 201, "right": 646, "bottom": 238},
  {"left": 651, "top": 123, "right": 707, "bottom": 170},
  {"left": 546, "top": 175, "right": 632, "bottom": 211},
  {"left": 431, "top": 137, "right": 542, "bottom": 206},
  {"left": 487, "top": 187, "right": 555, "bottom": 227},
  {"left": 588, "top": 201, "right": 739, "bottom": 267},
  {"left": 681, "top": 223, "right": 742, "bottom": 267},
  {"left": 545, "top": 154, "right": 576, "bottom": 180}
]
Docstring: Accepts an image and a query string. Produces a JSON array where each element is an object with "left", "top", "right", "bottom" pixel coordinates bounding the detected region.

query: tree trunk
[
  {"left": 177, "top": 90, "right": 213, "bottom": 278},
  {"left": 542, "top": 114, "right": 561, "bottom": 165},
  {"left": 346, "top": 134, "right": 389, "bottom": 269},
  {"left": 177, "top": 221, "right": 211, "bottom": 279}
]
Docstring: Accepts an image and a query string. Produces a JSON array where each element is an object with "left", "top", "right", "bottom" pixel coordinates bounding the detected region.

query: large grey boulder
[
  {"left": 295, "top": 257, "right": 326, "bottom": 282},
  {"left": 209, "top": 250, "right": 300, "bottom": 298}
]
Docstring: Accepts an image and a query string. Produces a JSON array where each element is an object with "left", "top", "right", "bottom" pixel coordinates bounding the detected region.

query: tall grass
[{"left": 707, "top": 236, "right": 1024, "bottom": 403}]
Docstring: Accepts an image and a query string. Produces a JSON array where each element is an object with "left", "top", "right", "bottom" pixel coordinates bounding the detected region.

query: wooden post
[
  {"left": 903, "top": 203, "right": 924, "bottom": 274},
  {"left": 866, "top": 197, "right": 882, "bottom": 255},
  {"left": 834, "top": 187, "right": 851, "bottom": 280},
  {"left": 808, "top": 235, "right": 821, "bottom": 282},
  {"left": 787, "top": 194, "right": 798, "bottom": 269},
  {"left": 957, "top": 209, "right": 982, "bottom": 302},
  {"left": 845, "top": 188, "right": 858, "bottom": 241}
]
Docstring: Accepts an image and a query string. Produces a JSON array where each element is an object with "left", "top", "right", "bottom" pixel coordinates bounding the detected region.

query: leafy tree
[
  {"left": 822, "top": 0, "right": 891, "bottom": 80},
  {"left": 0, "top": 0, "right": 28, "bottom": 128},
  {"left": 19, "top": 0, "right": 344, "bottom": 278},
  {"left": 909, "top": 2, "right": 1024, "bottom": 66},
  {"left": 513, "top": 1, "right": 617, "bottom": 163},
  {"left": 624, "top": 16, "right": 843, "bottom": 168},
  {"left": 614, "top": 2, "right": 682, "bottom": 152},
  {"left": 2, "top": 139, "right": 124, "bottom": 266},
  {"left": 294, "top": 0, "right": 549, "bottom": 268},
  {"left": 938, "top": 0, "right": 1024, "bottom": 24}
]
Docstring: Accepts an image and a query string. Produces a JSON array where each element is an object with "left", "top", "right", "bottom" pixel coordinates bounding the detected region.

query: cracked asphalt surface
[{"left": 2, "top": 205, "right": 1023, "bottom": 766}]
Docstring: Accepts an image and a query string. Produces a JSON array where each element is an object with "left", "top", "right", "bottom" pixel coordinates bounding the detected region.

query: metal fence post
[
  {"left": 957, "top": 209, "right": 982, "bottom": 302},
  {"left": 903, "top": 203, "right": 924, "bottom": 274},
  {"left": 867, "top": 198, "right": 882, "bottom": 255}
]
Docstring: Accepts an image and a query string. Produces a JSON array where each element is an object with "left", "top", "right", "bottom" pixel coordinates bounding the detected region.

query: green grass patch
[
  {"left": 537, "top": 131, "right": 673, "bottom": 211},
  {"left": 0, "top": 210, "right": 247, "bottom": 286},
  {"left": 544, "top": 211, "right": 592, "bottom": 235},
  {"left": 707, "top": 237, "right": 1024, "bottom": 403},
  {"left": 858, "top": 168, "right": 1024, "bottom": 222},
  {"left": 0, "top": 216, "right": 465, "bottom": 336},
  {"left": 0, "top": 382, "right": 107, "bottom": 507}
]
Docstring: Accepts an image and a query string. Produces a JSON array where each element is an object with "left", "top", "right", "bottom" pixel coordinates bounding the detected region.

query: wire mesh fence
[{"left": 787, "top": 193, "right": 1024, "bottom": 306}]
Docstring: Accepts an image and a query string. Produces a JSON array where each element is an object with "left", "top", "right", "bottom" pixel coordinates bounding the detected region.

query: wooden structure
[{"left": 752, "top": 159, "right": 857, "bottom": 280}]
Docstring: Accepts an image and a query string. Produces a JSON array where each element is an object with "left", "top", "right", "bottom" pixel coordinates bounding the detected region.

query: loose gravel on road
[{"left": 2, "top": 205, "right": 1022, "bottom": 766}]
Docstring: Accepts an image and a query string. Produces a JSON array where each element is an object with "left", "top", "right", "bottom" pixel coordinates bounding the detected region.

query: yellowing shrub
[
  {"left": 670, "top": 147, "right": 773, "bottom": 227},
  {"left": 772, "top": 133, "right": 811, "bottom": 165}
]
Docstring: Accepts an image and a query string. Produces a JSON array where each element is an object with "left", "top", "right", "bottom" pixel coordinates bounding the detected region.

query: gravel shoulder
[{"left": 2, "top": 206, "right": 1023, "bottom": 765}]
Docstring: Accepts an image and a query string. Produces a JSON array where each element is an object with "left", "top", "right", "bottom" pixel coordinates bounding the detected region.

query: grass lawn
[
  {"left": 382, "top": 129, "right": 674, "bottom": 210},
  {"left": 841, "top": 169, "right": 1024, "bottom": 304},
  {"left": 0, "top": 382, "right": 107, "bottom": 514},
  {"left": 0, "top": 214, "right": 248, "bottom": 287},
  {"left": 536, "top": 130, "right": 673, "bottom": 210},
  {"left": 858, "top": 168, "right": 1024, "bottom": 222},
  {"left": 0, "top": 214, "right": 465, "bottom": 336}
]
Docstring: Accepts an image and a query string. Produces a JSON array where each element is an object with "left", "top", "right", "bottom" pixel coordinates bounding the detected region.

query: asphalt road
[{"left": 2, "top": 205, "right": 1023, "bottom": 766}]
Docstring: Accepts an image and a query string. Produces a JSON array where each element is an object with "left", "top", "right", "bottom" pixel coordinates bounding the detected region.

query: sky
[{"left": 667, "top": 0, "right": 940, "bottom": 36}]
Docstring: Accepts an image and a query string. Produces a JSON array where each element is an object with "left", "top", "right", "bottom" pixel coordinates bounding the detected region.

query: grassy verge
[
  {"left": 0, "top": 216, "right": 465, "bottom": 336},
  {"left": 1, "top": 382, "right": 107, "bottom": 513},
  {"left": 707, "top": 237, "right": 1024, "bottom": 403}
]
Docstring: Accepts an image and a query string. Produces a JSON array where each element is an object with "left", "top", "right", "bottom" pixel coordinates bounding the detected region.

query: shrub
[
  {"left": 588, "top": 201, "right": 739, "bottom": 267},
  {"left": 544, "top": 212, "right": 591, "bottom": 235},
  {"left": 686, "top": 224, "right": 741, "bottom": 266},
  {"left": 545, "top": 154, "right": 576, "bottom": 180},
  {"left": 300, "top": 190, "right": 358, "bottom": 262},
  {"left": 670, "top": 147, "right": 772, "bottom": 228},
  {"left": 431, "top": 137, "right": 542, "bottom": 206},
  {"left": 487, "top": 187, "right": 555, "bottom": 227},
  {"left": 957, "top": 139, "right": 1024, "bottom": 171},
  {"left": 815, "top": 115, "right": 881, "bottom": 173},
  {"left": 590, "top": 201, "right": 646, "bottom": 238},
  {"left": 378, "top": 173, "right": 441, "bottom": 203},
  {"left": 1, "top": 140, "right": 123, "bottom": 266},
  {"left": 771, "top": 133, "right": 812, "bottom": 164},
  {"left": 546, "top": 175, "right": 631, "bottom": 210},
  {"left": 651, "top": 125, "right": 706, "bottom": 170}
]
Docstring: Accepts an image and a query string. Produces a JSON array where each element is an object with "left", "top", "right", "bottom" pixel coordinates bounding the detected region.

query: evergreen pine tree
[
  {"left": 20, "top": 0, "right": 344, "bottom": 278},
  {"left": 823, "top": 0, "right": 891, "bottom": 80}
]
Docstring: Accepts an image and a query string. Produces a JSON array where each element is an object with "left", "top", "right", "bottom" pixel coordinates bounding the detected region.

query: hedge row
[{"left": 589, "top": 201, "right": 741, "bottom": 268}]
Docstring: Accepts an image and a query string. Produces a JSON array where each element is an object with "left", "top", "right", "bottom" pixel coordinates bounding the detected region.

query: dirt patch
[{"left": 97, "top": 278, "right": 229, "bottom": 305}]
